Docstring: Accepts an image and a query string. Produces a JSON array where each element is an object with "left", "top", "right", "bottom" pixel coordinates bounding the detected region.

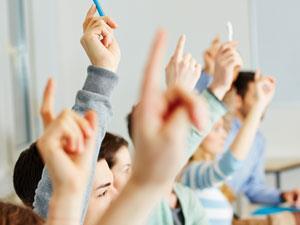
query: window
[{"left": 7, "top": 0, "right": 32, "bottom": 148}]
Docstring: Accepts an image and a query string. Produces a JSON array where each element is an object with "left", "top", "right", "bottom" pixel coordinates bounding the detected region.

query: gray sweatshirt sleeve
[{"left": 33, "top": 66, "right": 118, "bottom": 221}]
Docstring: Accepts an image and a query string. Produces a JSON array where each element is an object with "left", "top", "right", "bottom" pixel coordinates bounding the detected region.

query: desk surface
[{"left": 266, "top": 158, "right": 300, "bottom": 173}]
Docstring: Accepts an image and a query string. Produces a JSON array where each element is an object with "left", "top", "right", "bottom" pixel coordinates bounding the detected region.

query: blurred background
[{"left": 0, "top": 0, "right": 300, "bottom": 214}]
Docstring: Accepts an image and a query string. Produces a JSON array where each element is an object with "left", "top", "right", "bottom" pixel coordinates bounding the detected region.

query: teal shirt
[
  {"left": 147, "top": 89, "right": 227, "bottom": 225},
  {"left": 147, "top": 183, "right": 209, "bottom": 225}
]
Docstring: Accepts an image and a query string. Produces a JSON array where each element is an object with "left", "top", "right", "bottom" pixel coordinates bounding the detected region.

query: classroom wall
[
  {"left": 251, "top": 0, "right": 300, "bottom": 158},
  {"left": 29, "top": 0, "right": 252, "bottom": 141},
  {"left": 1, "top": 0, "right": 299, "bottom": 197},
  {"left": 30, "top": 0, "right": 300, "bottom": 159}
]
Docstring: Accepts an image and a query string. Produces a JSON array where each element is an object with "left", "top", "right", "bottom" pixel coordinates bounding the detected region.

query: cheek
[{"left": 114, "top": 172, "right": 130, "bottom": 191}]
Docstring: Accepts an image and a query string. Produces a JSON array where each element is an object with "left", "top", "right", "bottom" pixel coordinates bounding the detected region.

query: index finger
[
  {"left": 83, "top": 5, "right": 97, "bottom": 31},
  {"left": 40, "top": 78, "right": 55, "bottom": 128},
  {"left": 86, "top": 5, "right": 97, "bottom": 19},
  {"left": 140, "top": 29, "right": 167, "bottom": 103},
  {"left": 173, "top": 34, "right": 186, "bottom": 60}
]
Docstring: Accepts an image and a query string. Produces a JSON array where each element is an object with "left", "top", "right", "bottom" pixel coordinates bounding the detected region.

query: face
[
  {"left": 111, "top": 146, "right": 132, "bottom": 192},
  {"left": 201, "top": 119, "right": 227, "bottom": 156},
  {"left": 84, "top": 160, "right": 117, "bottom": 225}
]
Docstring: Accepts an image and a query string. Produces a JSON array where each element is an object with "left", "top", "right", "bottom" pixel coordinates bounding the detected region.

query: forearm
[
  {"left": 230, "top": 103, "right": 264, "bottom": 160},
  {"left": 97, "top": 178, "right": 167, "bottom": 225},
  {"left": 47, "top": 192, "right": 82, "bottom": 225},
  {"left": 182, "top": 150, "right": 242, "bottom": 189},
  {"left": 246, "top": 185, "right": 282, "bottom": 205},
  {"left": 184, "top": 89, "right": 227, "bottom": 160}
]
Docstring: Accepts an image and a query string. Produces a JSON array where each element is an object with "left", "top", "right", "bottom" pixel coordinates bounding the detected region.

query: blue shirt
[
  {"left": 224, "top": 118, "right": 282, "bottom": 205},
  {"left": 196, "top": 71, "right": 213, "bottom": 93}
]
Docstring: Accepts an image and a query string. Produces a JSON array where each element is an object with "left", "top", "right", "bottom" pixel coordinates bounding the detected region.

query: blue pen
[{"left": 93, "top": 0, "right": 105, "bottom": 16}]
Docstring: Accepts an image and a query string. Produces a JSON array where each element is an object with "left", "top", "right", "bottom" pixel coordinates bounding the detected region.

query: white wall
[
  {"left": 30, "top": 0, "right": 252, "bottom": 141},
  {"left": 252, "top": 0, "right": 300, "bottom": 157}
]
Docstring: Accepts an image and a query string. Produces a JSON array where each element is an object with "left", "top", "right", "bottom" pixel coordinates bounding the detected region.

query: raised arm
[
  {"left": 182, "top": 73, "right": 277, "bottom": 189},
  {"left": 33, "top": 5, "right": 120, "bottom": 221},
  {"left": 97, "top": 30, "right": 207, "bottom": 225}
]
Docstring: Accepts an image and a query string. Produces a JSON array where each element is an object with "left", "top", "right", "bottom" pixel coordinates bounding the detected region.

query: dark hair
[
  {"left": 0, "top": 201, "right": 44, "bottom": 225},
  {"left": 233, "top": 71, "right": 255, "bottom": 99},
  {"left": 13, "top": 132, "right": 128, "bottom": 208},
  {"left": 98, "top": 133, "right": 129, "bottom": 168},
  {"left": 126, "top": 111, "right": 134, "bottom": 140},
  {"left": 13, "top": 143, "right": 44, "bottom": 208}
]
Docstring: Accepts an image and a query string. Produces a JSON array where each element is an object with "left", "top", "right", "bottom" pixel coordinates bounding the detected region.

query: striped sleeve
[{"left": 182, "top": 150, "right": 243, "bottom": 189}]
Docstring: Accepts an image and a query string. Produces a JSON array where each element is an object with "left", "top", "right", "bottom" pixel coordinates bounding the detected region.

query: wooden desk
[{"left": 265, "top": 158, "right": 300, "bottom": 189}]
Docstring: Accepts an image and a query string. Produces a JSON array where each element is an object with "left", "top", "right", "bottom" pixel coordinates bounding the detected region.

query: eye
[{"left": 97, "top": 190, "right": 108, "bottom": 198}]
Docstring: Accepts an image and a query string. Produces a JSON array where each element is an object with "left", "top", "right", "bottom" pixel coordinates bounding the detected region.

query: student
[
  {"left": 33, "top": 6, "right": 121, "bottom": 220},
  {"left": 0, "top": 201, "right": 44, "bottom": 225},
  {"left": 124, "top": 34, "right": 242, "bottom": 225},
  {"left": 223, "top": 71, "right": 300, "bottom": 207},
  {"left": 182, "top": 72, "right": 276, "bottom": 225},
  {"left": 13, "top": 130, "right": 123, "bottom": 212}
]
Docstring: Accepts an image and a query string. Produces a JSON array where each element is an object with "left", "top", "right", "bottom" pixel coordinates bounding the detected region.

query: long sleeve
[
  {"left": 182, "top": 150, "right": 242, "bottom": 190},
  {"left": 33, "top": 66, "right": 118, "bottom": 221},
  {"left": 225, "top": 121, "right": 282, "bottom": 206},
  {"left": 242, "top": 149, "right": 282, "bottom": 205},
  {"left": 184, "top": 89, "right": 227, "bottom": 161},
  {"left": 146, "top": 90, "right": 226, "bottom": 225},
  {"left": 195, "top": 71, "right": 213, "bottom": 94}
]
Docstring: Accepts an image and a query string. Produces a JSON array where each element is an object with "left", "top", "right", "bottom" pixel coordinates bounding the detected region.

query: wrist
[
  {"left": 130, "top": 171, "right": 172, "bottom": 193},
  {"left": 208, "top": 84, "right": 228, "bottom": 100},
  {"left": 127, "top": 175, "right": 168, "bottom": 199},
  {"left": 252, "top": 101, "right": 267, "bottom": 113},
  {"left": 92, "top": 62, "right": 118, "bottom": 73},
  {"left": 204, "top": 67, "right": 213, "bottom": 76},
  {"left": 48, "top": 191, "right": 83, "bottom": 224}
]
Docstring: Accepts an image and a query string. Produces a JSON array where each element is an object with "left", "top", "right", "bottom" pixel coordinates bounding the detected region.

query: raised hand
[
  {"left": 36, "top": 80, "right": 98, "bottom": 224},
  {"left": 203, "top": 35, "right": 221, "bottom": 75},
  {"left": 165, "top": 35, "right": 202, "bottom": 91},
  {"left": 209, "top": 41, "right": 243, "bottom": 100},
  {"left": 131, "top": 30, "right": 207, "bottom": 187},
  {"left": 255, "top": 70, "right": 276, "bottom": 110},
  {"left": 81, "top": 5, "right": 121, "bottom": 72},
  {"left": 37, "top": 81, "right": 98, "bottom": 193}
]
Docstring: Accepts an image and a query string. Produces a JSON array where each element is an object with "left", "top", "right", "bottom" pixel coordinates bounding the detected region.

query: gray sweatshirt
[{"left": 33, "top": 66, "right": 118, "bottom": 222}]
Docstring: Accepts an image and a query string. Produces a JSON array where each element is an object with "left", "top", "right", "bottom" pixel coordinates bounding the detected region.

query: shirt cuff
[{"left": 83, "top": 66, "right": 119, "bottom": 97}]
